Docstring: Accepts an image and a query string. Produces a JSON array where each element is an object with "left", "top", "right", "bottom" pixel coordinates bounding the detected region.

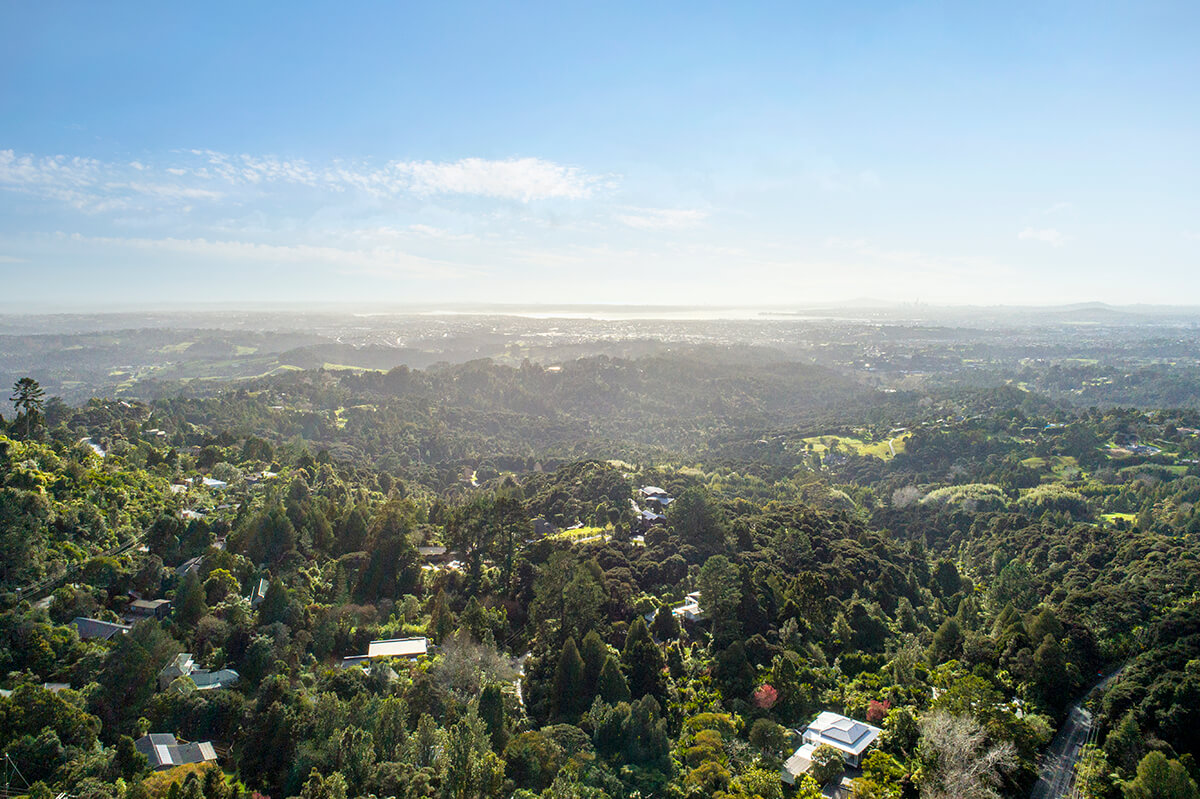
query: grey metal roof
[{"left": 71, "top": 617, "right": 132, "bottom": 640}]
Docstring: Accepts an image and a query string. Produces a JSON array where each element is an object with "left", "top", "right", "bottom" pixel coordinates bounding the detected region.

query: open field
[{"left": 800, "top": 432, "right": 911, "bottom": 460}]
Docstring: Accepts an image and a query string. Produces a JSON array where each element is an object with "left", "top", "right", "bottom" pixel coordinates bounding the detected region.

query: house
[
  {"left": 639, "top": 486, "right": 673, "bottom": 510},
  {"left": 201, "top": 477, "right": 228, "bottom": 490},
  {"left": 71, "top": 617, "right": 132, "bottom": 641},
  {"left": 672, "top": 591, "right": 704, "bottom": 622},
  {"left": 191, "top": 669, "right": 240, "bottom": 690},
  {"left": 127, "top": 598, "right": 172, "bottom": 621},
  {"left": 340, "top": 636, "right": 428, "bottom": 668},
  {"left": 135, "top": 733, "right": 218, "bottom": 771},
  {"left": 175, "top": 556, "right": 204, "bottom": 577},
  {"left": 181, "top": 509, "right": 206, "bottom": 521},
  {"left": 159, "top": 653, "right": 197, "bottom": 688},
  {"left": 781, "top": 711, "right": 881, "bottom": 784},
  {"left": 418, "top": 545, "right": 449, "bottom": 563},
  {"left": 158, "top": 653, "right": 239, "bottom": 691},
  {"left": 247, "top": 577, "right": 270, "bottom": 608},
  {"left": 366, "top": 637, "right": 428, "bottom": 659}
]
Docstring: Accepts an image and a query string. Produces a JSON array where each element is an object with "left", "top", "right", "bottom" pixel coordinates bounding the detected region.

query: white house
[
  {"left": 367, "top": 637, "right": 428, "bottom": 658},
  {"left": 341, "top": 636, "right": 429, "bottom": 667},
  {"left": 782, "top": 711, "right": 881, "bottom": 784},
  {"left": 672, "top": 591, "right": 704, "bottom": 622}
]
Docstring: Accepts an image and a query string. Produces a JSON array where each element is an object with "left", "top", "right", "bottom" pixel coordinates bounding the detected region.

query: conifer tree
[
  {"left": 621, "top": 618, "right": 665, "bottom": 699},
  {"left": 598, "top": 655, "right": 631, "bottom": 704},
  {"left": 553, "top": 637, "right": 586, "bottom": 718}
]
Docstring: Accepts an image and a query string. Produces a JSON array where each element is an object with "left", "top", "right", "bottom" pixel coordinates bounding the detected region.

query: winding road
[{"left": 1030, "top": 669, "right": 1123, "bottom": 799}]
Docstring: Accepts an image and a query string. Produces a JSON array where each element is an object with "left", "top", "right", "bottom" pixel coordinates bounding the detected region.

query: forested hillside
[{"left": 1, "top": 361, "right": 1198, "bottom": 799}]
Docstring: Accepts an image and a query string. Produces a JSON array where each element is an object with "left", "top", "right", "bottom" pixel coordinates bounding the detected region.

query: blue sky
[{"left": 1, "top": 1, "right": 1198, "bottom": 308}]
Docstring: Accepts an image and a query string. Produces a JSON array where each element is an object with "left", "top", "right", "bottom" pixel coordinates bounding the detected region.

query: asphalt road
[
  {"left": 1030, "top": 703, "right": 1094, "bottom": 799},
  {"left": 1030, "top": 669, "right": 1123, "bottom": 799}
]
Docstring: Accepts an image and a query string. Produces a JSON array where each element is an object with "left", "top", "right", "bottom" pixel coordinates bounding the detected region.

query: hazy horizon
[{"left": 4, "top": 298, "right": 1200, "bottom": 318}]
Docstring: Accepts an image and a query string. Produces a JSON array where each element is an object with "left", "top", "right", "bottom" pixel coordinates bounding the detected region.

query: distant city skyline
[{"left": 2, "top": 1, "right": 1198, "bottom": 308}]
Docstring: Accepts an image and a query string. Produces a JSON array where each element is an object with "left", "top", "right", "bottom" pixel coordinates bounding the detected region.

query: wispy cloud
[
  {"left": 0, "top": 149, "right": 226, "bottom": 213},
  {"left": 0, "top": 254, "right": 26, "bottom": 263},
  {"left": 616, "top": 207, "right": 708, "bottom": 230},
  {"left": 57, "top": 233, "right": 472, "bottom": 279},
  {"left": 407, "top": 224, "right": 476, "bottom": 241},
  {"left": 0, "top": 148, "right": 606, "bottom": 213},
  {"left": 395, "top": 157, "right": 601, "bottom": 201},
  {"left": 1018, "top": 227, "right": 1068, "bottom": 246}
]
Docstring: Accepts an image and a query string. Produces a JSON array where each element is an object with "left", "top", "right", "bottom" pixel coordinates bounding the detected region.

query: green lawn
[
  {"left": 800, "top": 432, "right": 910, "bottom": 460},
  {"left": 549, "top": 525, "right": 610, "bottom": 542}
]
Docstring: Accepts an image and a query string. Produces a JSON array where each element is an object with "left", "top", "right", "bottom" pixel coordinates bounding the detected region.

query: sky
[{"left": 1, "top": 1, "right": 1198, "bottom": 309}]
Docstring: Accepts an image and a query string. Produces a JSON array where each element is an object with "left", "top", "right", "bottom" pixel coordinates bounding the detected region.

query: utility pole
[{"left": 4, "top": 751, "right": 30, "bottom": 798}]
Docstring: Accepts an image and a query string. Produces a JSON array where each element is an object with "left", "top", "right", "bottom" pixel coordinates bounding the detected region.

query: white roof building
[
  {"left": 672, "top": 591, "right": 704, "bottom": 622},
  {"left": 365, "top": 637, "right": 428, "bottom": 659},
  {"left": 798, "top": 711, "right": 881, "bottom": 768}
]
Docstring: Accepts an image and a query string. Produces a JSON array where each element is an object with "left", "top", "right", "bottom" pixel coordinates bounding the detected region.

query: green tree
[
  {"left": 698, "top": 554, "right": 742, "bottom": 645},
  {"left": 112, "top": 734, "right": 148, "bottom": 781},
  {"left": 335, "top": 726, "right": 376, "bottom": 795},
  {"left": 356, "top": 499, "right": 420, "bottom": 600},
  {"left": 447, "top": 494, "right": 500, "bottom": 593},
  {"left": 668, "top": 487, "right": 728, "bottom": 556},
  {"left": 553, "top": 637, "right": 587, "bottom": 719},
  {"left": 854, "top": 750, "right": 906, "bottom": 799},
  {"left": 597, "top": 656, "right": 631, "bottom": 704},
  {"left": 10, "top": 377, "right": 45, "bottom": 439},
  {"left": 561, "top": 565, "right": 605, "bottom": 643},
  {"left": 336, "top": 507, "right": 369, "bottom": 555},
  {"left": 1105, "top": 712, "right": 1146, "bottom": 775},
  {"left": 748, "top": 718, "right": 788, "bottom": 768},
  {"left": 175, "top": 569, "right": 209, "bottom": 629},
  {"left": 300, "top": 769, "right": 348, "bottom": 799},
  {"left": 929, "top": 617, "right": 964, "bottom": 663},
  {"left": 478, "top": 683, "right": 508, "bottom": 751},
  {"left": 809, "top": 743, "right": 845, "bottom": 786},
  {"left": 621, "top": 618, "right": 665, "bottom": 700},
  {"left": 649, "top": 605, "right": 680, "bottom": 640},
  {"left": 580, "top": 630, "right": 608, "bottom": 688},
  {"left": 1074, "top": 744, "right": 1115, "bottom": 799},
  {"left": 375, "top": 696, "right": 409, "bottom": 761},
  {"left": 443, "top": 709, "right": 504, "bottom": 799},
  {"left": 1124, "top": 751, "right": 1199, "bottom": 799}
]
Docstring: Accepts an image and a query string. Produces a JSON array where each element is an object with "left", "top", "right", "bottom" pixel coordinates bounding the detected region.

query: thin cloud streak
[
  {"left": 0, "top": 148, "right": 606, "bottom": 211},
  {"left": 54, "top": 232, "right": 476, "bottom": 280},
  {"left": 1018, "top": 227, "right": 1068, "bottom": 246},
  {"left": 616, "top": 207, "right": 708, "bottom": 230}
]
